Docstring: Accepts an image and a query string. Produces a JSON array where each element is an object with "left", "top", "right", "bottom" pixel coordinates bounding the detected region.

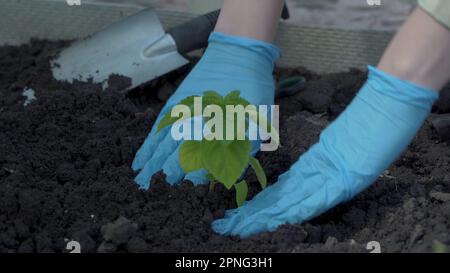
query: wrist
[
  {"left": 214, "top": 0, "right": 284, "bottom": 43},
  {"left": 376, "top": 7, "right": 450, "bottom": 92}
]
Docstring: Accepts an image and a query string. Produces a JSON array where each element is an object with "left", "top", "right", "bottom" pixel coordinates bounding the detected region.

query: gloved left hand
[
  {"left": 212, "top": 66, "right": 438, "bottom": 238},
  {"left": 132, "top": 32, "right": 280, "bottom": 189}
]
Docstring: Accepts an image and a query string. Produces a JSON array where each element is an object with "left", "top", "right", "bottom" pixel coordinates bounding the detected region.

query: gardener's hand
[
  {"left": 212, "top": 66, "right": 438, "bottom": 238},
  {"left": 132, "top": 32, "right": 280, "bottom": 189}
]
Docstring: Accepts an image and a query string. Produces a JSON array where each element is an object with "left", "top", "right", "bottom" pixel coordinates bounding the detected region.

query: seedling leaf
[
  {"left": 202, "top": 91, "right": 224, "bottom": 107},
  {"left": 206, "top": 172, "right": 216, "bottom": 182},
  {"left": 202, "top": 140, "right": 252, "bottom": 190},
  {"left": 157, "top": 111, "right": 180, "bottom": 133},
  {"left": 433, "top": 240, "right": 448, "bottom": 253},
  {"left": 157, "top": 95, "right": 197, "bottom": 132},
  {"left": 224, "top": 90, "right": 250, "bottom": 107},
  {"left": 249, "top": 156, "right": 267, "bottom": 189},
  {"left": 179, "top": 141, "right": 203, "bottom": 172},
  {"left": 235, "top": 180, "right": 248, "bottom": 207}
]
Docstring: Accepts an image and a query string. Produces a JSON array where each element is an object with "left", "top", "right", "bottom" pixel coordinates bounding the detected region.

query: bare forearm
[
  {"left": 214, "top": 0, "right": 284, "bottom": 42},
  {"left": 378, "top": 7, "right": 450, "bottom": 92}
]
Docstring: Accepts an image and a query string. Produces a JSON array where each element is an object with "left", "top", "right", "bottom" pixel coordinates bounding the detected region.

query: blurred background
[{"left": 79, "top": 0, "right": 417, "bottom": 30}]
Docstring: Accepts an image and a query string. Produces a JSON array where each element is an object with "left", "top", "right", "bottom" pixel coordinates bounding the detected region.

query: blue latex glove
[
  {"left": 212, "top": 66, "right": 439, "bottom": 238},
  {"left": 132, "top": 32, "right": 280, "bottom": 189}
]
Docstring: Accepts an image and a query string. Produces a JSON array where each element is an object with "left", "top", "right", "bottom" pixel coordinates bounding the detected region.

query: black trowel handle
[
  {"left": 168, "top": 10, "right": 220, "bottom": 55},
  {"left": 281, "top": 3, "right": 290, "bottom": 20}
]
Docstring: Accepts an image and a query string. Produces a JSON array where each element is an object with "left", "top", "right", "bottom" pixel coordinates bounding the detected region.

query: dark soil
[{"left": 1, "top": 41, "right": 449, "bottom": 253}]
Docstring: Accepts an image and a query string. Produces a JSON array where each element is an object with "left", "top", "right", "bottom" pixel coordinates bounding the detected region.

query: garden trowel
[{"left": 51, "top": 8, "right": 220, "bottom": 91}]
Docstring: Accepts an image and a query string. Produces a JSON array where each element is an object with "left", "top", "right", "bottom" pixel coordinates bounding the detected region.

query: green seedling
[
  {"left": 157, "top": 91, "right": 277, "bottom": 206},
  {"left": 432, "top": 240, "right": 448, "bottom": 253}
]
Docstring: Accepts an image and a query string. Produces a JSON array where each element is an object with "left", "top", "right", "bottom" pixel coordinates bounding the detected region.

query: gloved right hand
[
  {"left": 212, "top": 66, "right": 439, "bottom": 238},
  {"left": 132, "top": 32, "right": 280, "bottom": 189}
]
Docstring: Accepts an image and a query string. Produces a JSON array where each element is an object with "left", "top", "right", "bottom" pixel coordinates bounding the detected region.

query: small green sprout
[
  {"left": 158, "top": 91, "right": 278, "bottom": 206},
  {"left": 433, "top": 240, "right": 448, "bottom": 253}
]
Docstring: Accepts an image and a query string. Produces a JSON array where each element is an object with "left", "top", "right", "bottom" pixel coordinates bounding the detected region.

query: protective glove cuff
[
  {"left": 208, "top": 31, "right": 281, "bottom": 65},
  {"left": 367, "top": 66, "right": 439, "bottom": 109}
]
